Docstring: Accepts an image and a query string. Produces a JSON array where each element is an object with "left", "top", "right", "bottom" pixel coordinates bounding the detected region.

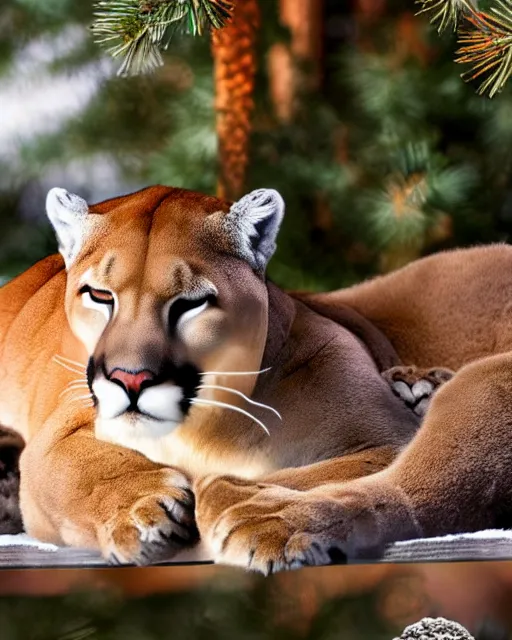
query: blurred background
[
  {"left": 2, "top": 0, "right": 512, "bottom": 286},
  {"left": 3, "top": 0, "right": 512, "bottom": 636},
  {"left": 4, "top": 561, "right": 512, "bottom": 638}
]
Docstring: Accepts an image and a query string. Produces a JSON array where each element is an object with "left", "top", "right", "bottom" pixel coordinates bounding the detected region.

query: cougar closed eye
[
  {"left": 168, "top": 294, "right": 217, "bottom": 333},
  {"left": 79, "top": 285, "right": 114, "bottom": 305}
]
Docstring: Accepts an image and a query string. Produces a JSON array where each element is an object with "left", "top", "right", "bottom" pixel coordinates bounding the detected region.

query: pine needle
[
  {"left": 416, "top": 0, "right": 512, "bottom": 97},
  {"left": 456, "top": 1, "right": 512, "bottom": 97},
  {"left": 91, "top": 0, "right": 235, "bottom": 77},
  {"left": 415, "top": 0, "right": 477, "bottom": 33}
]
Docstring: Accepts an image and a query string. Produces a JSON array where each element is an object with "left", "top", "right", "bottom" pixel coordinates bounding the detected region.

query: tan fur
[
  {"left": 195, "top": 244, "right": 512, "bottom": 571},
  {"left": 1, "top": 185, "right": 512, "bottom": 570}
]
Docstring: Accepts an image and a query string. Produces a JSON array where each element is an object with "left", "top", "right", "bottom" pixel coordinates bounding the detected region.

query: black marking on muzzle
[
  {"left": 86, "top": 356, "right": 98, "bottom": 407},
  {"left": 156, "top": 362, "right": 202, "bottom": 416}
]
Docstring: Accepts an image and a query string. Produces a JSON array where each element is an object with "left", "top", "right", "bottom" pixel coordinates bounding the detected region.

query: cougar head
[{"left": 46, "top": 184, "right": 285, "bottom": 439}]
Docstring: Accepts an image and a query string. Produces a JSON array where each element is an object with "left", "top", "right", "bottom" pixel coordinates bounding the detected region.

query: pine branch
[
  {"left": 456, "top": 2, "right": 512, "bottom": 97},
  {"left": 416, "top": 0, "right": 512, "bottom": 97},
  {"left": 91, "top": 0, "right": 234, "bottom": 77},
  {"left": 415, "top": 0, "right": 477, "bottom": 33}
]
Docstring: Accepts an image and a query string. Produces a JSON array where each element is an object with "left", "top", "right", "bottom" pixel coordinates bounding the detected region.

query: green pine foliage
[
  {"left": 245, "top": 14, "right": 512, "bottom": 289},
  {"left": 92, "top": 0, "right": 235, "bottom": 77},
  {"left": 2, "top": 0, "right": 512, "bottom": 290},
  {"left": 146, "top": 43, "right": 218, "bottom": 193},
  {"left": 0, "top": 3, "right": 215, "bottom": 276},
  {"left": 0, "top": 580, "right": 400, "bottom": 640}
]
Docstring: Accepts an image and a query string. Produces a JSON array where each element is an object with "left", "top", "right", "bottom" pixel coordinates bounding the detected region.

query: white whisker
[
  {"left": 60, "top": 393, "right": 93, "bottom": 409},
  {"left": 75, "top": 393, "right": 93, "bottom": 400},
  {"left": 59, "top": 378, "right": 86, "bottom": 393},
  {"left": 52, "top": 356, "right": 85, "bottom": 376},
  {"left": 59, "top": 383, "right": 90, "bottom": 399},
  {"left": 77, "top": 401, "right": 94, "bottom": 409},
  {"left": 192, "top": 398, "right": 270, "bottom": 436},
  {"left": 197, "top": 384, "right": 282, "bottom": 420},
  {"left": 68, "top": 393, "right": 94, "bottom": 406},
  {"left": 62, "top": 377, "right": 85, "bottom": 387},
  {"left": 54, "top": 354, "right": 87, "bottom": 370},
  {"left": 201, "top": 367, "right": 272, "bottom": 377}
]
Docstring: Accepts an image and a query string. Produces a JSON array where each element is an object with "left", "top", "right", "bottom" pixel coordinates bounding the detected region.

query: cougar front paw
[
  {"left": 195, "top": 475, "right": 419, "bottom": 575},
  {"left": 195, "top": 475, "right": 318, "bottom": 574},
  {"left": 98, "top": 468, "right": 198, "bottom": 565},
  {"left": 195, "top": 475, "right": 366, "bottom": 574},
  {"left": 382, "top": 365, "right": 454, "bottom": 417}
]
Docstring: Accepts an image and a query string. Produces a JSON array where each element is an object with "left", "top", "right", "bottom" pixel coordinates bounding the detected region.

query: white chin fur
[
  {"left": 92, "top": 378, "right": 185, "bottom": 424},
  {"left": 96, "top": 413, "right": 183, "bottom": 445}
]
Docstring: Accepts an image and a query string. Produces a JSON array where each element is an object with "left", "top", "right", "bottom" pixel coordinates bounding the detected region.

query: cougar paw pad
[{"left": 383, "top": 365, "right": 454, "bottom": 417}]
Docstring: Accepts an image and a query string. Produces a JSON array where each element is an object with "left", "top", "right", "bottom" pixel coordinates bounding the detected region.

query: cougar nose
[{"left": 109, "top": 368, "right": 155, "bottom": 396}]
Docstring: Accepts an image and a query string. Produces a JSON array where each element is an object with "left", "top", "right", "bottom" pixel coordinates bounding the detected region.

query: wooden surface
[
  {"left": 0, "top": 536, "right": 511, "bottom": 569},
  {"left": 382, "top": 536, "right": 512, "bottom": 564},
  {"left": 0, "top": 545, "right": 214, "bottom": 569}
]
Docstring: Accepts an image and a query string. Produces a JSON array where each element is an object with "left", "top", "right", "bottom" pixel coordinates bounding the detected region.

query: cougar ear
[
  {"left": 46, "top": 187, "right": 90, "bottom": 268},
  {"left": 222, "top": 188, "right": 285, "bottom": 273}
]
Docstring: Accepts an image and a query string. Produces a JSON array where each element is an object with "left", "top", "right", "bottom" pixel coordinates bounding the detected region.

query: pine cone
[{"left": 395, "top": 617, "right": 475, "bottom": 640}]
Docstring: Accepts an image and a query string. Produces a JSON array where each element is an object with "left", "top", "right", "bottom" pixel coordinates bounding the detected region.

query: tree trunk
[
  {"left": 267, "top": 0, "right": 323, "bottom": 123},
  {"left": 211, "top": 0, "right": 260, "bottom": 201}
]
